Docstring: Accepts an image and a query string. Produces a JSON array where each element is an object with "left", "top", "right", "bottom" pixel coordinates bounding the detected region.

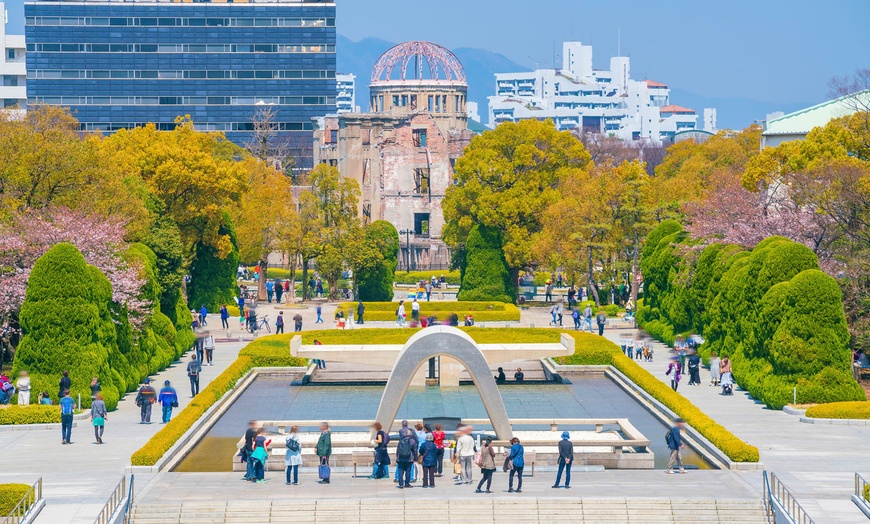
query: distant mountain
[
  {"left": 668, "top": 89, "right": 812, "bottom": 131},
  {"left": 336, "top": 35, "right": 526, "bottom": 119}
]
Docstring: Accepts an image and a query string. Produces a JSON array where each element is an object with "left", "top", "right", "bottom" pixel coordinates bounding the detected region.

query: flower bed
[{"left": 337, "top": 301, "right": 521, "bottom": 322}]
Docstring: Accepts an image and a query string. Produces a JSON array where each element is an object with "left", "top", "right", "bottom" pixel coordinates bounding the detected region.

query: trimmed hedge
[
  {"left": 300, "top": 327, "right": 561, "bottom": 346},
  {"left": 458, "top": 225, "right": 513, "bottom": 303},
  {"left": 188, "top": 214, "right": 240, "bottom": 310},
  {"left": 130, "top": 335, "right": 308, "bottom": 466},
  {"left": 395, "top": 270, "right": 460, "bottom": 286},
  {"left": 804, "top": 401, "right": 870, "bottom": 420},
  {"left": 356, "top": 220, "right": 399, "bottom": 302},
  {"left": 0, "top": 484, "right": 33, "bottom": 516},
  {"left": 556, "top": 333, "right": 760, "bottom": 463},
  {"left": 0, "top": 405, "right": 61, "bottom": 425},
  {"left": 639, "top": 222, "right": 865, "bottom": 409},
  {"left": 336, "top": 302, "right": 521, "bottom": 322}
]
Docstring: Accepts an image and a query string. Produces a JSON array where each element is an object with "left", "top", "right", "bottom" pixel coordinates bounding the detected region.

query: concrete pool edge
[{"left": 551, "top": 361, "right": 764, "bottom": 472}]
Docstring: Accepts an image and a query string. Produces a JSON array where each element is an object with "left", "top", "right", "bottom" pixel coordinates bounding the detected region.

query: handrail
[
  {"left": 762, "top": 470, "right": 774, "bottom": 524},
  {"left": 768, "top": 471, "right": 815, "bottom": 524},
  {"left": 94, "top": 476, "right": 125, "bottom": 524},
  {"left": 123, "top": 474, "right": 134, "bottom": 524},
  {"left": 0, "top": 478, "right": 42, "bottom": 524},
  {"left": 856, "top": 472, "right": 869, "bottom": 504}
]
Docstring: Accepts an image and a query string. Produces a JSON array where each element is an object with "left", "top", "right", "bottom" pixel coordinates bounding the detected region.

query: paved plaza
[{"left": 0, "top": 301, "right": 867, "bottom": 523}]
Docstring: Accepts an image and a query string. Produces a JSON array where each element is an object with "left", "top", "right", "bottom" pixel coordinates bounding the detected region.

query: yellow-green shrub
[
  {"left": 394, "top": 270, "right": 460, "bottom": 285},
  {"left": 0, "top": 483, "right": 33, "bottom": 516},
  {"left": 805, "top": 401, "right": 870, "bottom": 420},
  {"left": 299, "top": 327, "right": 561, "bottom": 346},
  {"left": 238, "top": 335, "right": 309, "bottom": 367},
  {"left": 557, "top": 333, "right": 760, "bottom": 462},
  {"left": 0, "top": 405, "right": 61, "bottom": 425},
  {"left": 337, "top": 302, "right": 520, "bottom": 322}
]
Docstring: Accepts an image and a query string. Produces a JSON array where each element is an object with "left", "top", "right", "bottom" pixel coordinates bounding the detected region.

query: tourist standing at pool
[
  {"left": 59, "top": 388, "right": 75, "bottom": 445},
  {"left": 420, "top": 432, "right": 438, "bottom": 488},
  {"left": 507, "top": 437, "right": 525, "bottom": 493},
  {"left": 455, "top": 425, "right": 475, "bottom": 485},
  {"left": 665, "top": 357, "right": 682, "bottom": 392},
  {"left": 666, "top": 418, "right": 686, "bottom": 474},
  {"left": 251, "top": 428, "right": 270, "bottom": 484},
  {"left": 158, "top": 380, "right": 178, "bottom": 423},
  {"left": 91, "top": 393, "right": 107, "bottom": 444},
  {"left": 243, "top": 421, "right": 258, "bottom": 481},
  {"left": 371, "top": 422, "right": 390, "bottom": 479},
  {"left": 285, "top": 425, "right": 302, "bottom": 485},
  {"left": 553, "top": 431, "right": 573, "bottom": 489},
  {"left": 316, "top": 422, "right": 332, "bottom": 484},
  {"left": 474, "top": 436, "right": 496, "bottom": 493},
  {"left": 433, "top": 424, "right": 446, "bottom": 477},
  {"left": 514, "top": 368, "right": 524, "bottom": 382}
]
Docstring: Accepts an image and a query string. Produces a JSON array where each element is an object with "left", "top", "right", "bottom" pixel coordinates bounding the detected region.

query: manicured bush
[
  {"left": 805, "top": 401, "right": 870, "bottom": 420},
  {"left": 639, "top": 222, "right": 863, "bottom": 409},
  {"left": 356, "top": 221, "right": 399, "bottom": 302},
  {"left": 0, "top": 405, "right": 61, "bottom": 425},
  {"left": 14, "top": 244, "right": 122, "bottom": 409},
  {"left": 0, "top": 483, "right": 33, "bottom": 516},
  {"left": 555, "top": 332, "right": 760, "bottom": 462},
  {"left": 394, "top": 270, "right": 461, "bottom": 285},
  {"left": 238, "top": 335, "right": 309, "bottom": 367},
  {"left": 187, "top": 214, "right": 240, "bottom": 310},
  {"left": 458, "top": 225, "right": 513, "bottom": 303}
]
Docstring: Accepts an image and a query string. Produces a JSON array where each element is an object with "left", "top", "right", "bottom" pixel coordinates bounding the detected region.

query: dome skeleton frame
[{"left": 371, "top": 41, "right": 466, "bottom": 84}]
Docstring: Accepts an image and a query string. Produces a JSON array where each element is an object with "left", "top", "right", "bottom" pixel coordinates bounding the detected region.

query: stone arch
[{"left": 374, "top": 326, "right": 513, "bottom": 439}]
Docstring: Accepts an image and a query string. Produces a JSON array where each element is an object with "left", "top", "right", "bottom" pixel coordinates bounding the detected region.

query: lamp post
[{"left": 399, "top": 229, "right": 412, "bottom": 271}]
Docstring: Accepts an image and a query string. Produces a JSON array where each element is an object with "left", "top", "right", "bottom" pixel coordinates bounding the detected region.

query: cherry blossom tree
[{"left": 0, "top": 207, "right": 148, "bottom": 321}]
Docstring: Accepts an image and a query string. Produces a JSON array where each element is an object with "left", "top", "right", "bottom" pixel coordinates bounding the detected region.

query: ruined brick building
[{"left": 313, "top": 41, "right": 474, "bottom": 269}]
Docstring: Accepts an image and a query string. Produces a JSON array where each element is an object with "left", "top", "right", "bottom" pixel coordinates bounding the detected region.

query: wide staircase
[{"left": 129, "top": 498, "right": 768, "bottom": 523}]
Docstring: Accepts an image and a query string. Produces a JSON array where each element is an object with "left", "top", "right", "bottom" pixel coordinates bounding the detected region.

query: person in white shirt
[
  {"left": 203, "top": 333, "right": 216, "bottom": 366},
  {"left": 411, "top": 299, "right": 420, "bottom": 322},
  {"left": 16, "top": 371, "right": 30, "bottom": 405},
  {"left": 455, "top": 425, "right": 476, "bottom": 485},
  {"left": 396, "top": 301, "right": 406, "bottom": 326}
]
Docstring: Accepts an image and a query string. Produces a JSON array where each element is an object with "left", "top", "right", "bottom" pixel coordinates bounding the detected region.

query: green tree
[
  {"left": 457, "top": 225, "right": 513, "bottom": 303},
  {"left": 187, "top": 214, "right": 241, "bottom": 310},
  {"left": 355, "top": 221, "right": 399, "bottom": 302},
  {"left": 444, "top": 119, "right": 591, "bottom": 290}
]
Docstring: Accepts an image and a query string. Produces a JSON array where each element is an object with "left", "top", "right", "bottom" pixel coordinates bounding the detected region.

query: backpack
[
  {"left": 396, "top": 437, "right": 413, "bottom": 462},
  {"left": 286, "top": 437, "right": 300, "bottom": 453},
  {"left": 381, "top": 432, "right": 391, "bottom": 447},
  {"left": 664, "top": 429, "right": 672, "bottom": 447}
]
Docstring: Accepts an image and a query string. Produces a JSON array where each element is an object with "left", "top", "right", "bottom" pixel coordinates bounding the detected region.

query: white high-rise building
[
  {"left": 488, "top": 41, "right": 713, "bottom": 142},
  {"left": 336, "top": 73, "right": 356, "bottom": 114},
  {"left": 1, "top": 2, "right": 26, "bottom": 113}
]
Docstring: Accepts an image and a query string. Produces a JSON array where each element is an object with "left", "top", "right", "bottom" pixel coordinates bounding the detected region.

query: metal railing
[
  {"left": 0, "top": 478, "right": 42, "bottom": 524},
  {"left": 765, "top": 471, "right": 815, "bottom": 524},
  {"left": 123, "top": 475, "right": 135, "bottom": 524},
  {"left": 856, "top": 472, "right": 870, "bottom": 506},
  {"left": 94, "top": 476, "right": 128, "bottom": 524}
]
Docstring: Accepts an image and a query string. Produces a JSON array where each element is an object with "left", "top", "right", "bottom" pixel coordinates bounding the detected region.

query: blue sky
[{"left": 5, "top": 0, "right": 869, "bottom": 105}]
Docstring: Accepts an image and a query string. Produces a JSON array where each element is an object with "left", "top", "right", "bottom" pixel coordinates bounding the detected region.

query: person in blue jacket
[
  {"left": 666, "top": 418, "right": 686, "bottom": 474},
  {"left": 507, "top": 437, "right": 525, "bottom": 493},
  {"left": 158, "top": 380, "right": 178, "bottom": 424},
  {"left": 419, "top": 432, "right": 438, "bottom": 488}
]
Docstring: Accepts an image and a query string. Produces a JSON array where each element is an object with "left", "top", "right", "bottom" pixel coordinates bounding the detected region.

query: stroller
[{"left": 720, "top": 372, "right": 734, "bottom": 395}]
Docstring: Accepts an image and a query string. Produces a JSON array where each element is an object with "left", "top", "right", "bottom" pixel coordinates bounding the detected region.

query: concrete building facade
[
  {"left": 1, "top": 2, "right": 26, "bottom": 112},
  {"left": 314, "top": 41, "right": 474, "bottom": 270},
  {"left": 488, "top": 41, "right": 714, "bottom": 143}
]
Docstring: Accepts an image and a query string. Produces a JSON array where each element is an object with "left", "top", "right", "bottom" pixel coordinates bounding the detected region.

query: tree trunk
[
  {"left": 630, "top": 239, "right": 639, "bottom": 325},
  {"left": 301, "top": 259, "right": 310, "bottom": 302},
  {"left": 587, "top": 245, "right": 600, "bottom": 306},
  {"left": 257, "top": 259, "right": 267, "bottom": 303},
  {"left": 287, "top": 253, "right": 297, "bottom": 304}
]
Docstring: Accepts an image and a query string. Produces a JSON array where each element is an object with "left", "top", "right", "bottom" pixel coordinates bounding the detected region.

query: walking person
[
  {"left": 203, "top": 332, "right": 215, "bottom": 366},
  {"left": 666, "top": 418, "right": 686, "bottom": 474},
  {"left": 571, "top": 307, "right": 581, "bottom": 330},
  {"left": 58, "top": 370, "right": 71, "bottom": 401},
  {"left": 135, "top": 378, "right": 156, "bottom": 424},
  {"left": 293, "top": 313, "right": 303, "bottom": 332},
  {"left": 411, "top": 299, "right": 420, "bottom": 323},
  {"left": 89, "top": 376, "right": 101, "bottom": 401},
  {"left": 545, "top": 283, "right": 553, "bottom": 302},
  {"left": 583, "top": 305, "right": 593, "bottom": 333},
  {"left": 549, "top": 304, "right": 557, "bottom": 326},
  {"left": 507, "top": 437, "right": 525, "bottom": 493},
  {"left": 59, "top": 389, "right": 75, "bottom": 444},
  {"left": 433, "top": 423, "right": 446, "bottom": 477},
  {"left": 316, "top": 422, "right": 332, "bottom": 484},
  {"left": 555, "top": 302, "right": 564, "bottom": 326},
  {"left": 455, "top": 425, "right": 475, "bottom": 485},
  {"left": 91, "top": 393, "right": 107, "bottom": 444},
  {"left": 275, "top": 312, "right": 285, "bottom": 334},
  {"left": 596, "top": 309, "right": 607, "bottom": 336},
  {"left": 266, "top": 280, "right": 274, "bottom": 303},
  {"left": 275, "top": 281, "right": 284, "bottom": 303},
  {"left": 474, "top": 436, "right": 496, "bottom": 493},
  {"left": 199, "top": 304, "right": 208, "bottom": 326},
  {"left": 420, "top": 432, "right": 438, "bottom": 488},
  {"left": 709, "top": 351, "right": 721, "bottom": 386},
  {"left": 687, "top": 352, "right": 701, "bottom": 386},
  {"left": 16, "top": 371, "right": 30, "bottom": 405},
  {"left": 220, "top": 304, "right": 230, "bottom": 330},
  {"left": 158, "top": 380, "right": 178, "bottom": 424},
  {"left": 396, "top": 300, "right": 406, "bottom": 326},
  {"left": 315, "top": 305, "right": 323, "bottom": 324},
  {"left": 665, "top": 356, "right": 682, "bottom": 392},
  {"left": 187, "top": 353, "right": 202, "bottom": 397},
  {"left": 284, "top": 425, "right": 302, "bottom": 485},
  {"left": 552, "top": 431, "right": 573, "bottom": 488},
  {"left": 357, "top": 300, "right": 365, "bottom": 324}
]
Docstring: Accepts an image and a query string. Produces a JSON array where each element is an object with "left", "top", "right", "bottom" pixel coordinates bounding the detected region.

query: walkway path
[
  {"left": 0, "top": 341, "right": 246, "bottom": 524},
  {"left": 600, "top": 329, "right": 870, "bottom": 524}
]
